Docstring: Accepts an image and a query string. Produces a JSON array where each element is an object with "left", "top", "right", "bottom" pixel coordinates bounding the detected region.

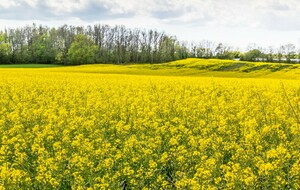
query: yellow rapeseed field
[{"left": 1, "top": 65, "right": 300, "bottom": 189}]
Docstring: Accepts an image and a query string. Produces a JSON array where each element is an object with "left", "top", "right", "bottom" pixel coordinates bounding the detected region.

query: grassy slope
[
  {"left": 2, "top": 59, "right": 300, "bottom": 79},
  {"left": 52, "top": 58, "right": 300, "bottom": 79}
]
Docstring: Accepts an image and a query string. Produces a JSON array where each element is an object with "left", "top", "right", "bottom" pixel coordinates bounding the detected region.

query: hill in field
[
  {"left": 1, "top": 58, "right": 300, "bottom": 79},
  {"left": 49, "top": 58, "right": 300, "bottom": 79}
]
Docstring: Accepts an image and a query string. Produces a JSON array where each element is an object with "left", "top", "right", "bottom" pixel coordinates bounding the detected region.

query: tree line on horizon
[{"left": 0, "top": 23, "right": 299, "bottom": 65}]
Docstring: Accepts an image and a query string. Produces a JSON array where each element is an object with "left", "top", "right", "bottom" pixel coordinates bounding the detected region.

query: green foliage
[
  {"left": 240, "top": 49, "right": 263, "bottom": 62},
  {"left": 0, "top": 32, "right": 11, "bottom": 63},
  {"left": 31, "top": 34, "right": 57, "bottom": 64},
  {"left": 158, "top": 36, "right": 177, "bottom": 62},
  {"left": 215, "top": 43, "right": 231, "bottom": 59},
  {"left": 67, "top": 34, "right": 97, "bottom": 65}
]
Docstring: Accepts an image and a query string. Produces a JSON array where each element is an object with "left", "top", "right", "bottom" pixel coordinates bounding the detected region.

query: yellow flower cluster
[{"left": 0, "top": 68, "right": 300, "bottom": 189}]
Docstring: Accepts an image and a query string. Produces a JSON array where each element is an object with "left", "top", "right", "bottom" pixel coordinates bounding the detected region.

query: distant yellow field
[
  {"left": 46, "top": 58, "right": 300, "bottom": 79},
  {"left": 1, "top": 61, "right": 300, "bottom": 189}
]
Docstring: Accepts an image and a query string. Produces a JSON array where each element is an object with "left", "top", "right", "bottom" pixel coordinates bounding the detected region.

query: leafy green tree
[
  {"left": 240, "top": 49, "right": 263, "bottom": 62},
  {"left": 67, "top": 34, "right": 97, "bottom": 65},
  {"left": 31, "top": 34, "right": 57, "bottom": 64},
  {"left": 284, "top": 43, "right": 296, "bottom": 63},
  {"left": 0, "top": 32, "right": 11, "bottom": 63},
  {"left": 229, "top": 51, "right": 241, "bottom": 59}
]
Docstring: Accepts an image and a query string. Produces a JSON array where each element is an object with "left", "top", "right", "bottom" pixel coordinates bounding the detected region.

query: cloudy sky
[{"left": 1, "top": 0, "right": 300, "bottom": 49}]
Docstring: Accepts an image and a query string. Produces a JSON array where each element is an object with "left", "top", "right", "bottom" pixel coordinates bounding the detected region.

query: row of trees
[
  {"left": 240, "top": 44, "right": 300, "bottom": 63},
  {"left": 0, "top": 24, "right": 183, "bottom": 65},
  {"left": 0, "top": 24, "right": 300, "bottom": 65}
]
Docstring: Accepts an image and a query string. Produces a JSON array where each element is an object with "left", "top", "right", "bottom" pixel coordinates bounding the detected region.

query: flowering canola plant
[{"left": 1, "top": 68, "right": 300, "bottom": 189}]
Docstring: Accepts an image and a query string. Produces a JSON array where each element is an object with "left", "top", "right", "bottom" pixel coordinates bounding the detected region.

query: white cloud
[
  {"left": 0, "top": 0, "right": 19, "bottom": 8},
  {"left": 45, "top": 0, "right": 90, "bottom": 13},
  {"left": 1, "top": 0, "right": 300, "bottom": 31},
  {"left": 1, "top": 0, "right": 300, "bottom": 48},
  {"left": 24, "top": 0, "right": 39, "bottom": 7}
]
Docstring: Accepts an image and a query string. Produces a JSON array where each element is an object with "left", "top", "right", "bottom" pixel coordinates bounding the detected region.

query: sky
[{"left": 1, "top": 0, "right": 300, "bottom": 50}]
